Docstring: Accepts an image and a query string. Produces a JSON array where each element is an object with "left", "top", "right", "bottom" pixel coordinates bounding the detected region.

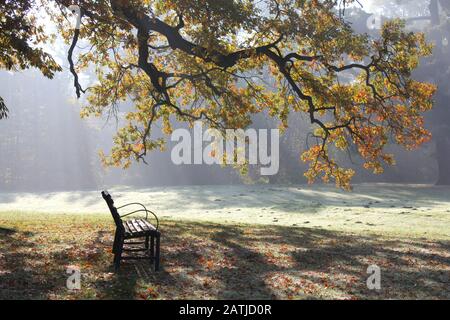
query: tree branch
[{"left": 68, "top": 27, "right": 86, "bottom": 98}]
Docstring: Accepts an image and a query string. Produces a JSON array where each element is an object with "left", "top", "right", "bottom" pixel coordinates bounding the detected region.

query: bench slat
[
  {"left": 123, "top": 219, "right": 156, "bottom": 237},
  {"left": 123, "top": 221, "right": 132, "bottom": 235},
  {"left": 126, "top": 220, "right": 137, "bottom": 234},
  {"left": 137, "top": 219, "right": 152, "bottom": 232},
  {"left": 132, "top": 220, "right": 143, "bottom": 234}
]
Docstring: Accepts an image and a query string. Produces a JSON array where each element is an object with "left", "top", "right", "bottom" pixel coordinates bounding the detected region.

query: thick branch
[
  {"left": 109, "top": 0, "right": 282, "bottom": 69},
  {"left": 68, "top": 27, "right": 86, "bottom": 98}
]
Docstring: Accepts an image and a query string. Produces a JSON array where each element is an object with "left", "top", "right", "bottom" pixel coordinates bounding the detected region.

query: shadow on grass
[
  {"left": 0, "top": 228, "right": 62, "bottom": 299},
  {"left": 0, "top": 220, "right": 449, "bottom": 299},
  {"left": 95, "top": 222, "right": 450, "bottom": 299}
]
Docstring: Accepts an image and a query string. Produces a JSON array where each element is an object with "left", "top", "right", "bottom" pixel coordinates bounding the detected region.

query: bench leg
[
  {"left": 112, "top": 229, "right": 120, "bottom": 254},
  {"left": 114, "top": 236, "right": 124, "bottom": 271},
  {"left": 145, "top": 236, "right": 150, "bottom": 250},
  {"left": 150, "top": 235, "right": 155, "bottom": 259},
  {"left": 155, "top": 234, "right": 160, "bottom": 272}
]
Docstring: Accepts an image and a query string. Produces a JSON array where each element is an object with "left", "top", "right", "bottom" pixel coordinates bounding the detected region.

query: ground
[{"left": 0, "top": 184, "right": 449, "bottom": 299}]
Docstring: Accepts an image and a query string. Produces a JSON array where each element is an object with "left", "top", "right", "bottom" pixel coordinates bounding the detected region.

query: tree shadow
[
  {"left": 0, "top": 227, "right": 16, "bottom": 235},
  {"left": 0, "top": 228, "right": 61, "bottom": 299},
  {"left": 1, "top": 220, "right": 449, "bottom": 299},
  {"left": 94, "top": 221, "right": 449, "bottom": 299}
]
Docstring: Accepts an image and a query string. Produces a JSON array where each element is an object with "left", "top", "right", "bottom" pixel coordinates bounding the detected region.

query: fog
[
  {"left": 0, "top": 69, "right": 247, "bottom": 191},
  {"left": 0, "top": 0, "right": 449, "bottom": 192}
]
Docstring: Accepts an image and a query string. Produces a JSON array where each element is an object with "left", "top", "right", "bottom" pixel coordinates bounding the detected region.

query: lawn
[{"left": 0, "top": 184, "right": 449, "bottom": 299}]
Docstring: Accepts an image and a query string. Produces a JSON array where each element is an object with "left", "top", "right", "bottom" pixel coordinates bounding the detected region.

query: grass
[
  {"left": 0, "top": 211, "right": 449, "bottom": 300},
  {"left": 2, "top": 184, "right": 450, "bottom": 239}
]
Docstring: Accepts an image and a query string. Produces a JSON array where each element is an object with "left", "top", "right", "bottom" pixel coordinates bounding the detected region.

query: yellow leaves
[
  {"left": 162, "top": 116, "right": 173, "bottom": 135},
  {"left": 301, "top": 142, "right": 354, "bottom": 190},
  {"left": 287, "top": 95, "right": 295, "bottom": 105},
  {"left": 334, "top": 136, "right": 348, "bottom": 150},
  {"left": 313, "top": 127, "right": 326, "bottom": 138},
  {"left": 79, "top": 108, "right": 90, "bottom": 119},
  {"left": 334, "top": 168, "right": 355, "bottom": 191}
]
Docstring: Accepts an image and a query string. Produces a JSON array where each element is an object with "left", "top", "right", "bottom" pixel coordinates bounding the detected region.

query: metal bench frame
[{"left": 101, "top": 191, "right": 161, "bottom": 271}]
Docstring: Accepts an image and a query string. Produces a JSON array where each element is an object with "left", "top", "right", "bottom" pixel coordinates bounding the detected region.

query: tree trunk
[
  {"left": 429, "top": 0, "right": 440, "bottom": 26},
  {"left": 435, "top": 135, "right": 450, "bottom": 185}
]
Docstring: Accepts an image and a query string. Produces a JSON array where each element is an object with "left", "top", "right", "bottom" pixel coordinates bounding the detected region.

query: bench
[{"left": 101, "top": 191, "right": 161, "bottom": 271}]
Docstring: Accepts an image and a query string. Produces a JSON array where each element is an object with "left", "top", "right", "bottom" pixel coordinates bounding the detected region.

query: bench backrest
[{"left": 101, "top": 191, "right": 123, "bottom": 230}]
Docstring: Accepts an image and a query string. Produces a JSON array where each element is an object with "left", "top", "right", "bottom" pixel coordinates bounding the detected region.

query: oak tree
[{"left": 7, "top": 0, "right": 438, "bottom": 188}]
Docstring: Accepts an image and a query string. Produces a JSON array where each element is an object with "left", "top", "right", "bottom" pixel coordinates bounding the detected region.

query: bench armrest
[
  {"left": 117, "top": 202, "right": 147, "bottom": 212},
  {"left": 117, "top": 203, "right": 159, "bottom": 230}
]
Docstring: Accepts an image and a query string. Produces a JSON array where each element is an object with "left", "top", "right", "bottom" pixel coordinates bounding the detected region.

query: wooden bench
[{"left": 101, "top": 191, "right": 161, "bottom": 271}]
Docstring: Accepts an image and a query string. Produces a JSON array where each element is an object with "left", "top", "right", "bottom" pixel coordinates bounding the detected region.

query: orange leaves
[
  {"left": 139, "top": 287, "right": 159, "bottom": 300},
  {"left": 265, "top": 251, "right": 277, "bottom": 264},
  {"left": 354, "top": 89, "right": 370, "bottom": 104},
  {"left": 363, "top": 161, "right": 384, "bottom": 175},
  {"left": 408, "top": 81, "right": 437, "bottom": 112},
  {"left": 197, "top": 255, "right": 216, "bottom": 270},
  {"left": 381, "top": 153, "right": 396, "bottom": 166},
  {"left": 301, "top": 144, "right": 355, "bottom": 190}
]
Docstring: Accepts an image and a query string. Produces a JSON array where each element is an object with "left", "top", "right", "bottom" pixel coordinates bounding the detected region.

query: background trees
[
  {"left": 347, "top": 0, "right": 450, "bottom": 184},
  {"left": 418, "top": 0, "right": 450, "bottom": 184},
  {"left": 0, "top": 0, "right": 61, "bottom": 117}
]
